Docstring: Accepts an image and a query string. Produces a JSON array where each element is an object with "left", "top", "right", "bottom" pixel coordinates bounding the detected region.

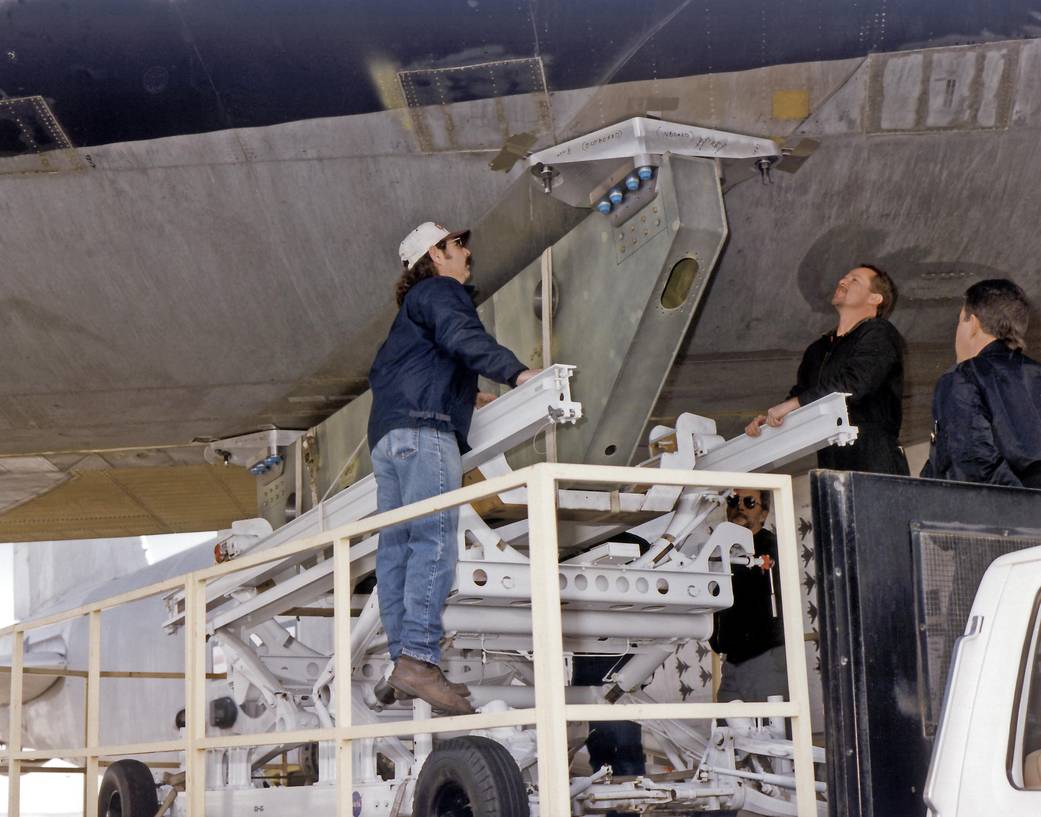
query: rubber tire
[
  {"left": 98, "top": 759, "right": 159, "bottom": 817},
  {"left": 413, "top": 736, "right": 528, "bottom": 817}
]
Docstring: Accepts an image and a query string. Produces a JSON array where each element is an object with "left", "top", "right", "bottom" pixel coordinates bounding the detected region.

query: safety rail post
[
  {"left": 84, "top": 609, "right": 102, "bottom": 817},
  {"left": 333, "top": 535, "right": 353, "bottom": 817},
  {"left": 530, "top": 462, "right": 818, "bottom": 817},
  {"left": 184, "top": 576, "right": 208, "bottom": 817},
  {"left": 772, "top": 475, "right": 817, "bottom": 814},
  {"left": 528, "top": 464, "right": 570, "bottom": 816},
  {"left": 7, "top": 626, "right": 23, "bottom": 817}
]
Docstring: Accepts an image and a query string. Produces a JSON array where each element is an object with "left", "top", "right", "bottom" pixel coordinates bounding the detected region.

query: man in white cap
[{"left": 367, "top": 222, "right": 538, "bottom": 715}]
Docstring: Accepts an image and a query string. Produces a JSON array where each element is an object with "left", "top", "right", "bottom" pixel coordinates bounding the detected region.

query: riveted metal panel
[
  {"left": 0, "top": 96, "right": 72, "bottom": 157},
  {"left": 399, "top": 58, "right": 553, "bottom": 153},
  {"left": 867, "top": 43, "right": 1019, "bottom": 134}
]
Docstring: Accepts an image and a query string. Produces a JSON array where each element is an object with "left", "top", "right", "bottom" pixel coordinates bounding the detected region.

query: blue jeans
[{"left": 371, "top": 426, "right": 462, "bottom": 665}]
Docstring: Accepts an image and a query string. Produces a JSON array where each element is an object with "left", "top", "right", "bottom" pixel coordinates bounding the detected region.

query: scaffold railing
[{"left": 0, "top": 461, "right": 818, "bottom": 817}]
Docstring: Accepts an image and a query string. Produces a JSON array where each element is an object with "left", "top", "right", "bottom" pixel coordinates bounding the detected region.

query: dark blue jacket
[
  {"left": 922, "top": 341, "right": 1041, "bottom": 488},
  {"left": 367, "top": 275, "right": 527, "bottom": 452}
]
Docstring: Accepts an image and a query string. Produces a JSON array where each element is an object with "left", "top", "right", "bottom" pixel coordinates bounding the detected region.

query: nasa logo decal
[{"left": 352, "top": 790, "right": 362, "bottom": 816}]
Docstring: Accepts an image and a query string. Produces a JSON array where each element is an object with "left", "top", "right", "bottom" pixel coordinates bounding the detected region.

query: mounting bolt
[
  {"left": 540, "top": 164, "right": 555, "bottom": 194},
  {"left": 755, "top": 156, "right": 777, "bottom": 185}
]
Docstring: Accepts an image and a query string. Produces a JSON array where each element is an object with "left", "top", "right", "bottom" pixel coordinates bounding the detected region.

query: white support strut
[{"left": 528, "top": 116, "right": 781, "bottom": 167}]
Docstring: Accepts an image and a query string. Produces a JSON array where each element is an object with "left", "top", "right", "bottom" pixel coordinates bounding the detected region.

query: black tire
[
  {"left": 98, "top": 759, "right": 159, "bottom": 817},
  {"left": 413, "top": 735, "right": 528, "bottom": 817}
]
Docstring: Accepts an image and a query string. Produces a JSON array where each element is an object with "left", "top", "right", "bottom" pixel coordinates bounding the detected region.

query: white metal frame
[
  {"left": 527, "top": 116, "right": 781, "bottom": 166},
  {"left": 176, "top": 363, "right": 582, "bottom": 624},
  {"left": 1, "top": 462, "right": 817, "bottom": 817}
]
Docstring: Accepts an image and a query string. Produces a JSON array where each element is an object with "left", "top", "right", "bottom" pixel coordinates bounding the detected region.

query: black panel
[
  {"left": 812, "top": 471, "right": 1041, "bottom": 817},
  {"left": 1, "top": 0, "right": 1040, "bottom": 147}
]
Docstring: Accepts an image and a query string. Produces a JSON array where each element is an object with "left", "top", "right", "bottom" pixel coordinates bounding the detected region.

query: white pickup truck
[{"left": 925, "top": 545, "right": 1041, "bottom": 815}]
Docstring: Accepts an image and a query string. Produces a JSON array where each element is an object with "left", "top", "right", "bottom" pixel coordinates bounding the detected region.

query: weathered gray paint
[{"left": 2, "top": 38, "right": 1041, "bottom": 494}]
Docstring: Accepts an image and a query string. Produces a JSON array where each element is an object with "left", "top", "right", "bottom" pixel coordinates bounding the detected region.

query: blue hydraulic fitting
[
  {"left": 608, "top": 187, "right": 624, "bottom": 205},
  {"left": 596, "top": 199, "right": 612, "bottom": 215},
  {"left": 637, "top": 165, "right": 655, "bottom": 181}
]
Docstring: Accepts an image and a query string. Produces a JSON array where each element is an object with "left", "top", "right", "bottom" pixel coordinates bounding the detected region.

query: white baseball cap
[{"left": 399, "top": 221, "right": 470, "bottom": 270}]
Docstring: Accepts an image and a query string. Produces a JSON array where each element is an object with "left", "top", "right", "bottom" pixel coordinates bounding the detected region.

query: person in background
[
  {"left": 711, "top": 488, "right": 787, "bottom": 701},
  {"left": 922, "top": 278, "right": 1041, "bottom": 487}
]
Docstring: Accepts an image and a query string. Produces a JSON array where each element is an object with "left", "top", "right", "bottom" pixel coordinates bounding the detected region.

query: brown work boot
[
  {"left": 388, "top": 655, "right": 475, "bottom": 716},
  {"left": 373, "top": 675, "right": 470, "bottom": 706},
  {"left": 372, "top": 674, "right": 470, "bottom": 703}
]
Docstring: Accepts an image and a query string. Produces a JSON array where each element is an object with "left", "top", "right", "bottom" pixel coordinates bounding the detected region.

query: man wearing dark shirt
[
  {"left": 711, "top": 489, "right": 787, "bottom": 700},
  {"left": 747, "top": 265, "right": 909, "bottom": 475},
  {"left": 922, "top": 279, "right": 1041, "bottom": 487},
  {"left": 368, "top": 221, "right": 537, "bottom": 715}
]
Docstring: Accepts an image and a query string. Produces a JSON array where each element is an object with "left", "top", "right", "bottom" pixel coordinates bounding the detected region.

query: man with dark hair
[
  {"left": 368, "top": 221, "right": 538, "bottom": 715},
  {"left": 747, "top": 265, "right": 909, "bottom": 474},
  {"left": 922, "top": 278, "right": 1041, "bottom": 487},
  {"left": 860, "top": 263, "right": 897, "bottom": 321},
  {"left": 711, "top": 489, "right": 788, "bottom": 701}
]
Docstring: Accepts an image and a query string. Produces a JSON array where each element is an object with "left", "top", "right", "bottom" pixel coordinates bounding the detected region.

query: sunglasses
[{"left": 726, "top": 495, "right": 761, "bottom": 510}]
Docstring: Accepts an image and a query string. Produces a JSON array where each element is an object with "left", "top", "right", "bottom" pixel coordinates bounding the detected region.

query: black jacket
[
  {"left": 789, "top": 317, "right": 909, "bottom": 475},
  {"left": 921, "top": 341, "right": 1041, "bottom": 488},
  {"left": 710, "top": 528, "right": 784, "bottom": 664},
  {"left": 367, "top": 276, "right": 526, "bottom": 451}
]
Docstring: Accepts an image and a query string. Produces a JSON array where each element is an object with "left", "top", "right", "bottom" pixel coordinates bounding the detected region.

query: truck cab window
[{"left": 1011, "top": 593, "right": 1041, "bottom": 789}]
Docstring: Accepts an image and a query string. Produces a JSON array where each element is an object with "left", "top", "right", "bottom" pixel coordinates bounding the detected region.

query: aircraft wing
[{"left": 0, "top": 2, "right": 1034, "bottom": 537}]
